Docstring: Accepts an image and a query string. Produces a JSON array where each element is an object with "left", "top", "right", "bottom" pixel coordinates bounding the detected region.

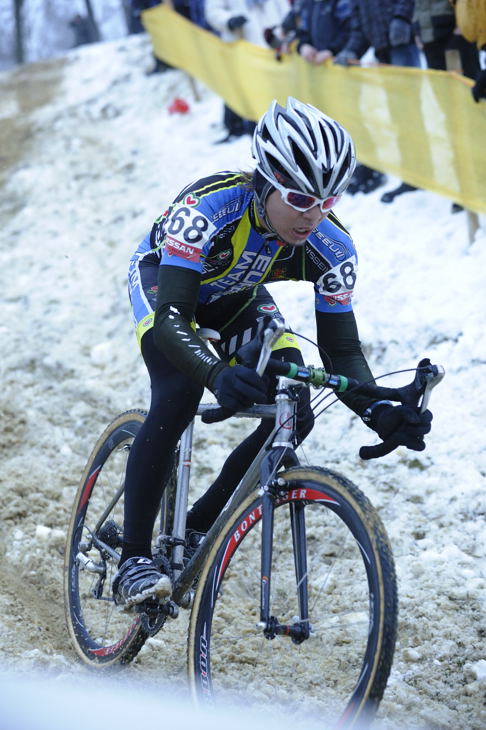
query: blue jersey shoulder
[
  {"left": 159, "top": 173, "right": 252, "bottom": 272},
  {"left": 308, "top": 214, "right": 357, "bottom": 313}
]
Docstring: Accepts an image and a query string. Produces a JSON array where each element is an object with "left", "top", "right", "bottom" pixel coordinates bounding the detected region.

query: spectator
[
  {"left": 471, "top": 67, "right": 486, "bottom": 100},
  {"left": 334, "top": 0, "right": 421, "bottom": 202},
  {"left": 451, "top": 0, "right": 486, "bottom": 102},
  {"left": 69, "top": 14, "right": 97, "bottom": 47},
  {"left": 414, "top": 0, "right": 481, "bottom": 212},
  {"left": 297, "top": 0, "right": 351, "bottom": 65},
  {"left": 292, "top": 0, "right": 389, "bottom": 196},
  {"left": 264, "top": 0, "right": 302, "bottom": 60},
  {"left": 188, "top": 0, "right": 216, "bottom": 30},
  {"left": 205, "top": 0, "right": 290, "bottom": 142},
  {"left": 127, "top": 1, "right": 173, "bottom": 73},
  {"left": 452, "top": 0, "right": 486, "bottom": 50},
  {"left": 414, "top": 0, "right": 480, "bottom": 79},
  {"left": 129, "top": 1, "right": 203, "bottom": 72}
]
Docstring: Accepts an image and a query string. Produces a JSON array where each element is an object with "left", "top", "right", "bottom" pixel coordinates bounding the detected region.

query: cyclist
[{"left": 113, "top": 97, "right": 433, "bottom": 606}]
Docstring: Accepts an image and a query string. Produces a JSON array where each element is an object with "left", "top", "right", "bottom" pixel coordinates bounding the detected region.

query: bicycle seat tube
[{"left": 170, "top": 419, "right": 195, "bottom": 580}]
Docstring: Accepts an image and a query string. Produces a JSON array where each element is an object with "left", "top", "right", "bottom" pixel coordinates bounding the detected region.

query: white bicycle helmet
[{"left": 252, "top": 97, "right": 356, "bottom": 199}]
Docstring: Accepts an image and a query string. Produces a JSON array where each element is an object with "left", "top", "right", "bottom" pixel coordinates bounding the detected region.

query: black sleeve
[
  {"left": 153, "top": 265, "right": 226, "bottom": 387},
  {"left": 315, "top": 309, "right": 375, "bottom": 415}
]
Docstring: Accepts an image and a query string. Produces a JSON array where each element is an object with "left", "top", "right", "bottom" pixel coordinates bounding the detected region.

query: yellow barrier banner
[{"left": 143, "top": 5, "right": 486, "bottom": 215}]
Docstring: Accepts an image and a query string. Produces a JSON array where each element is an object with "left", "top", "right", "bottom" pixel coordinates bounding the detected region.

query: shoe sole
[{"left": 117, "top": 574, "right": 172, "bottom": 610}]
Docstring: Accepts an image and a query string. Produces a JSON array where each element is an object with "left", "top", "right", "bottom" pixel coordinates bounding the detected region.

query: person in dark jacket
[
  {"left": 450, "top": 0, "right": 486, "bottom": 102},
  {"left": 414, "top": 0, "right": 480, "bottom": 80},
  {"left": 335, "top": 0, "right": 420, "bottom": 66},
  {"left": 289, "top": 1, "right": 384, "bottom": 195},
  {"left": 414, "top": 0, "right": 481, "bottom": 213},
  {"left": 334, "top": 0, "right": 421, "bottom": 203},
  {"left": 297, "top": 0, "right": 351, "bottom": 64},
  {"left": 69, "top": 14, "right": 98, "bottom": 46}
]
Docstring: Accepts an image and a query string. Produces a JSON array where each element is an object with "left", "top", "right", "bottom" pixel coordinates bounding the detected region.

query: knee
[{"left": 150, "top": 376, "right": 204, "bottom": 428}]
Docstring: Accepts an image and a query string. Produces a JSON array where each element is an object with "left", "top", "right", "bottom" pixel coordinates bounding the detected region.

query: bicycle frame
[{"left": 167, "top": 378, "right": 307, "bottom": 640}]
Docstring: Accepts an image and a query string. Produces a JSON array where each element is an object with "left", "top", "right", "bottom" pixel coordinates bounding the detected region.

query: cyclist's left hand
[{"left": 367, "top": 404, "right": 433, "bottom": 452}]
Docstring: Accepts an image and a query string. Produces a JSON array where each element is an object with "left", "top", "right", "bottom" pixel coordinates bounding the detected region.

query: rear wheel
[
  {"left": 188, "top": 466, "right": 397, "bottom": 728},
  {"left": 64, "top": 410, "right": 151, "bottom": 666}
]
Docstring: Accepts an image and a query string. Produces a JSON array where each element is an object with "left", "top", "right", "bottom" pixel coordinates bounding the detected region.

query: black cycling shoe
[
  {"left": 112, "top": 556, "right": 172, "bottom": 607},
  {"left": 346, "top": 165, "right": 386, "bottom": 195},
  {"left": 380, "top": 182, "right": 418, "bottom": 204}
]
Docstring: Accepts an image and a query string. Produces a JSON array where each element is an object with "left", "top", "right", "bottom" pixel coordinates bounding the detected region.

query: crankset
[{"left": 137, "top": 597, "right": 179, "bottom": 635}]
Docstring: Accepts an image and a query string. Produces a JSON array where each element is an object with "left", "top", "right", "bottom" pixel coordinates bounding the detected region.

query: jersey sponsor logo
[
  {"left": 212, "top": 198, "right": 242, "bottom": 222},
  {"left": 184, "top": 194, "right": 200, "bottom": 206},
  {"left": 202, "top": 247, "right": 234, "bottom": 277},
  {"left": 305, "top": 244, "right": 331, "bottom": 272},
  {"left": 312, "top": 231, "right": 350, "bottom": 261},
  {"left": 323, "top": 291, "right": 353, "bottom": 307},
  {"left": 166, "top": 236, "right": 201, "bottom": 262},
  {"left": 208, "top": 250, "right": 273, "bottom": 300},
  {"left": 257, "top": 303, "right": 279, "bottom": 314}
]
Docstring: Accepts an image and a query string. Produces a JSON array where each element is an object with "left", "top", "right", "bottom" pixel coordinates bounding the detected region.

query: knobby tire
[{"left": 187, "top": 465, "right": 397, "bottom": 729}]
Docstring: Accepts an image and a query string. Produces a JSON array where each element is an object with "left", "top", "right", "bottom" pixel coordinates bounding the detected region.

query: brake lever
[
  {"left": 414, "top": 359, "right": 445, "bottom": 413},
  {"left": 256, "top": 318, "right": 286, "bottom": 376}
]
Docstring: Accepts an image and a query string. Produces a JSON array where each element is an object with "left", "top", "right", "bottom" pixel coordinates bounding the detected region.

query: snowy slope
[{"left": 0, "top": 34, "right": 485, "bottom": 729}]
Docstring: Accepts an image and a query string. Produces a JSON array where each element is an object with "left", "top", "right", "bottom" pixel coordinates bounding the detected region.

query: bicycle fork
[{"left": 258, "top": 381, "right": 311, "bottom": 645}]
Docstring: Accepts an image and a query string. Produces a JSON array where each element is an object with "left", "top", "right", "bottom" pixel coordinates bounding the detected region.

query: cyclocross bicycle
[{"left": 64, "top": 316, "right": 444, "bottom": 728}]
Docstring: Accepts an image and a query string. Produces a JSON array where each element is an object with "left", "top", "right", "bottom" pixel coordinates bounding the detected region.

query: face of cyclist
[{"left": 264, "top": 189, "right": 330, "bottom": 246}]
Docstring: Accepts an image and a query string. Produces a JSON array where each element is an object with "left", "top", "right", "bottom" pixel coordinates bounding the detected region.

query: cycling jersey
[{"left": 128, "top": 170, "right": 373, "bottom": 413}]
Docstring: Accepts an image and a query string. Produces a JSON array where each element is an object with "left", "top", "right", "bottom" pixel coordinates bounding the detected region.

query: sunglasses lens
[
  {"left": 321, "top": 195, "right": 340, "bottom": 210},
  {"left": 286, "top": 191, "right": 318, "bottom": 210}
]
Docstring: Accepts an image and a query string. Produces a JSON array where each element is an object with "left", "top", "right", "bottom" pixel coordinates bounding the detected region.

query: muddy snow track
[{"left": 0, "top": 34, "right": 485, "bottom": 730}]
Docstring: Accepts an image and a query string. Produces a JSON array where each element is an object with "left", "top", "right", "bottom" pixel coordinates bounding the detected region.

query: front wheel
[{"left": 188, "top": 466, "right": 397, "bottom": 728}]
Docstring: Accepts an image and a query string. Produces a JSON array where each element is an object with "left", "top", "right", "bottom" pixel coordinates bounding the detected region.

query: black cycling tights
[{"left": 120, "top": 333, "right": 275, "bottom": 564}]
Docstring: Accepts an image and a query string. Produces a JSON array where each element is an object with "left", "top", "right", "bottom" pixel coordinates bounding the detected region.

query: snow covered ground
[{"left": 0, "top": 33, "right": 485, "bottom": 729}]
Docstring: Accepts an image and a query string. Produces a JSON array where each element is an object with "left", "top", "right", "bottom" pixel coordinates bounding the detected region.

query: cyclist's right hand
[
  {"left": 212, "top": 365, "right": 268, "bottom": 411},
  {"left": 362, "top": 402, "right": 433, "bottom": 459}
]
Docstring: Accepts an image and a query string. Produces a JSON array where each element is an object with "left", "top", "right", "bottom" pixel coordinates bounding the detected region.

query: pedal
[{"left": 138, "top": 598, "right": 179, "bottom": 635}]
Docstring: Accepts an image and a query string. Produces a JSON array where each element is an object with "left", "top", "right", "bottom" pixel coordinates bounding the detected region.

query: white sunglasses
[{"left": 272, "top": 179, "right": 341, "bottom": 212}]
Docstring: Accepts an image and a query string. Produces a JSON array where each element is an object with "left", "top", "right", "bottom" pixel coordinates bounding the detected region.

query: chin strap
[
  {"left": 252, "top": 171, "right": 297, "bottom": 247},
  {"left": 254, "top": 181, "right": 277, "bottom": 235}
]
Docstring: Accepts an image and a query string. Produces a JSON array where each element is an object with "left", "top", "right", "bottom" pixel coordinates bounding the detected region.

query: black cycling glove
[
  {"left": 212, "top": 365, "right": 268, "bottom": 411},
  {"left": 365, "top": 402, "right": 433, "bottom": 452}
]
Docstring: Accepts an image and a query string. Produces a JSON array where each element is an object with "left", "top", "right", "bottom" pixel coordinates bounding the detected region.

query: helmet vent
[{"left": 252, "top": 97, "right": 356, "bottom": 198}]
